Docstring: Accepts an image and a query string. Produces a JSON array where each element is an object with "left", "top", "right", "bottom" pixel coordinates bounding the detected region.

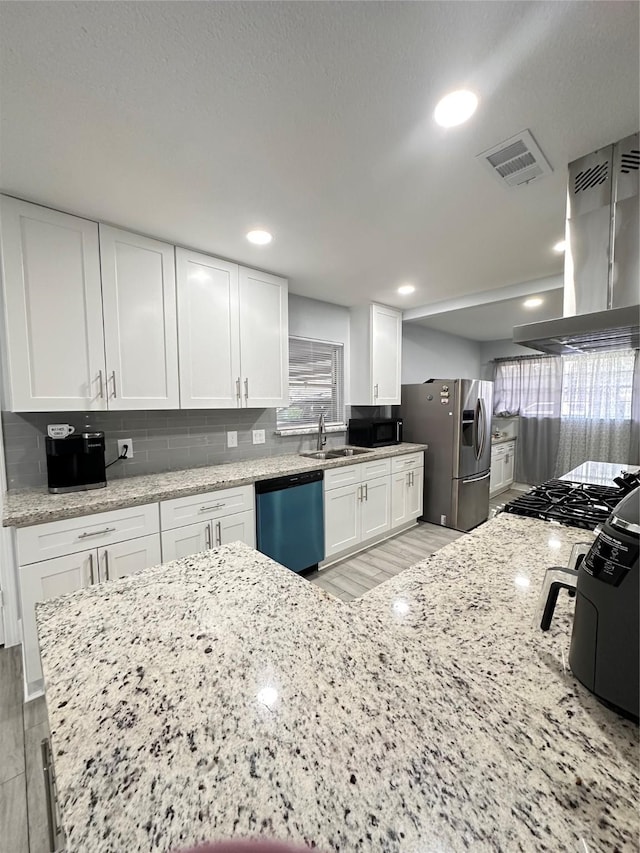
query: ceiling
[
  {"left": 409, "top": 285, "right": 564, "bottom": 341},
  {"left": 0, "top": 2, "right": 638, "bottom": 311}
]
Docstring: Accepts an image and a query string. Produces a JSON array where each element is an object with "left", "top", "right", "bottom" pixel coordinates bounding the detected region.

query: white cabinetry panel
[
  {"left": 371, "top": 304, "right": 402, "bottom": 405},
  {"left": 238, "top": 267, "right": 288, "bottom": 407},
  {"left": 99, "top": 535, "right": 161, "bottom": 581},
  {"left": 407, "top": 467, "right": 423, "bottom": 518},
  {"left": 217, "top": 510, "right": 256, "bottom": 549},
  {"left": 360, "top": 475, "right": 391, "bottom": 539},
  {"left": 391, "top": 472, "right": 409, "bottom": 527},
  {"left": 324, "top": 483, "right": 360, "bottom": 557},
  {"left": 20, "top": 550, "right": 92, "bottom": 686},
  {"left": 176, "top": 249, "right": 241, "bottom": 409},
  {"left": 100, "top": 225, "right": 179, "bottom": 409},
  {"left": 161, "top": 522, "right": 210, "bottom": 562},
  {"left": 0, "top": 196, "right": 106, "bottom": 411}
]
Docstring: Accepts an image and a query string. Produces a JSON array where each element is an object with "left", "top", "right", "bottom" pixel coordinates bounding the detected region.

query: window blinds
[{"left": 277, "top": 337, "right": 345, "bottom": 429}]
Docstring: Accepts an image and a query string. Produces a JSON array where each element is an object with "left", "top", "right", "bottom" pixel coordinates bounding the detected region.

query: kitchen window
[{"left": 277, "top": 337, "right": 345, "bottom": 431}]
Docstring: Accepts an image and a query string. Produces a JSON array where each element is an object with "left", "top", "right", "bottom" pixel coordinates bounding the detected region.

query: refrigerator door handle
[
  {"left": 462, "top": 471, "right": 491, "bottom": 484},
  {"left": 478, "top": 397, "right": 487, "bottom": 462},
  {"left": 473, "top": 399, "right": 481, "bottom": 460}
]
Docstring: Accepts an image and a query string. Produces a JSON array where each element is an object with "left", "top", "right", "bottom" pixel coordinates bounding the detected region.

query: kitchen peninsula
[{"left": 37, "top": 514, "right": 639, "bottom": 852}]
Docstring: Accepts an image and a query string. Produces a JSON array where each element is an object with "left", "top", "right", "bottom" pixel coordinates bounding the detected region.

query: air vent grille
[
  {"left": 620, "top": 149, "right": 640, "bottom": 173},
  {"left": 574, "top": 161, "right": 609, "bottom": 192},
  {"left": 477, "top": 129, "right": 552, "bottom": 187}
]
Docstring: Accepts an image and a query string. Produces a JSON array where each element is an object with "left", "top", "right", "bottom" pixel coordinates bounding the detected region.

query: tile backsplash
[{"left": 2, "top": 409, "right": 349, "bottom": 490}]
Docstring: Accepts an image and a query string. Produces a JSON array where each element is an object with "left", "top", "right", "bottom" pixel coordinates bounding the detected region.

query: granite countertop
[
  {"left": 560, "top": 460, "right": 640, "bottom": 487},
  {"left": 37, "top": 514, "right": 639, "bottom": 852},
  {"left": 2, "top": 443, "right": 427, "bottom": 528},
  {"left": 490, "top": 435, "right": 517, "bottom": 446}
]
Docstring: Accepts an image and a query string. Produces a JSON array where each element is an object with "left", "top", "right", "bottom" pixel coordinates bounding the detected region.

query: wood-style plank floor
[
  {"left": 0, "top": 645, "right": 50, "bottom": 853},
  {"left": 306, "top": 521, "right": 464, "bottom": 601}
]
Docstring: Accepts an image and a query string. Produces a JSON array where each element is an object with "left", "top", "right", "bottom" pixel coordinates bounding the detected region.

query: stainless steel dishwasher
[{"left": 255, "top": 470, "right": 325, "bottom": 572}]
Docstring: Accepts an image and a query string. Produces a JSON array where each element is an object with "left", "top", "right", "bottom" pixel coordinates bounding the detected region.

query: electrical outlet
[
  {"left": 227, "top": 431, "right": 238, "bottom": 448},
  {"left": 252, "top": 429, "right": 265, "bottom": 445},
  {"left": 117, "top": 438, "right": 133, "bottom": 459}
]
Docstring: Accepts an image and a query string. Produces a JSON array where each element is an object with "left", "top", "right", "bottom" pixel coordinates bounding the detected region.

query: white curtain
[
  {"left": 554, "top": 349, "right": 637, "bottom": 475},
  {"left": 493, "top": 355, "right": 562, "bottom": 484}
]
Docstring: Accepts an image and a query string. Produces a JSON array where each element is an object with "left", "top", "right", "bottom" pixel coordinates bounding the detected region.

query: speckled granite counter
[
  {"left": 2, "top": 443, "right": 426, "bottom": 528},
  {"left": 37, "top": 514, "right": 639, "bottom": 852}
]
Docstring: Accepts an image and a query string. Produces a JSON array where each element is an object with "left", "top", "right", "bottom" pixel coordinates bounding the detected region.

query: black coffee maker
[
  {"left": 45, "top": 430, "right": 107, "bottom": 494},
  {"left": 540, "top": 487, "right": 639, "bottom": 722}
]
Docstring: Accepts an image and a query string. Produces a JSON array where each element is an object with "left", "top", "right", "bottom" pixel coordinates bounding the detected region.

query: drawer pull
[
  {"left": 199, "top": 503, "right": 225, "bottom": 512},
  {"left": 78, "top": 527, "right": 116, "bottom": 539},
  {"left": 215, "top": 520, "right": 222, "bottom": 546}
]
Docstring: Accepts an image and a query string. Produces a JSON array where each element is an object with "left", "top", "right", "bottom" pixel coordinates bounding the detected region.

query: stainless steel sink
[{"left": 300, "top": 447, "right": 372, "bottom": 460}]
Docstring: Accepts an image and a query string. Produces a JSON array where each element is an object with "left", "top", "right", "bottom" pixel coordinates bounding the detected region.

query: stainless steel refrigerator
[{"left": 400, "top": 379, "right": 493, "bottom": 531}]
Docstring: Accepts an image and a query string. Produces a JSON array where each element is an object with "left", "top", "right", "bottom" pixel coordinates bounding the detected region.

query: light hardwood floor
[
  {"left": 306, "top": 521, "right": 464, "bottom": 601},
  {"left": 0, "top": 646, "right": 49, "bottom": 853}
]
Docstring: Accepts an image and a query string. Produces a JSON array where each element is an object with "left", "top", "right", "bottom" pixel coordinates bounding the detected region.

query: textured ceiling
[
  {"left": 409, "top": 287, "right": 565, "bottom": 341},
  {"left": 0, "top": 1, "right": 638, "bottom": 310}
]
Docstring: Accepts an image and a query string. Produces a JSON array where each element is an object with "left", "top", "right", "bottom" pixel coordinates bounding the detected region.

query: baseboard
[{"left": 319, "top": 520, "right": 418, "bottom": 570}]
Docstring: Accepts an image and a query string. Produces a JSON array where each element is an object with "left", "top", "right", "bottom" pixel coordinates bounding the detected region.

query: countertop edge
[{"left": 3, "top": 443, "right": 428, "bottom": 528}]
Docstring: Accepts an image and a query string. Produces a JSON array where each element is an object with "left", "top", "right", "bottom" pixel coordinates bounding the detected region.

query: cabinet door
[
  {"left": 391, "top": 471, "right": 409, "bottom": 528},
  {"left": 161, "top": 522, "right": 211, "bottom": 562},
  {"left": 503, "top": 447, "right": 515, "bottom": 487},
  {"left": 20, "top": 549, "right": 93, "bottom": 687},
  {"left": 215, "top": 510, "right": 256, "bottom": 549},
  {"left": 100, "top": 226, "right": 179, "bottom": 410},
  {"left": 100, "top": 534, "right": 161, "bottom": 581},
  {"left": 407, "top": 467, "right": 423, "bottom": 518},
  {"left": 238, "top": 267, "right": 288, "bottom": 407},
  {"left": 0, "top": 197, "right": 106, "bottom": 411},
  {"left": 361, "top": 475, "right": 391, "bottom": 541},
  {"left": 371, "top": 304, "right": 402, "bottom": 405},
  {"left": 324, "top": 482, "right": 361, "bottom": 558},
  {"left": 490, "top": 455, "right": 504, "bottom": 496},
  {"left": 176, "top": 248, "right": 241, "bottom": 409}
]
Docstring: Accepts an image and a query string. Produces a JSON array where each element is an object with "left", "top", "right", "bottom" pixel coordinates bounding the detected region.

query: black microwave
[{"left": 347, "top": 418, "right": 403, "bottom": 448}]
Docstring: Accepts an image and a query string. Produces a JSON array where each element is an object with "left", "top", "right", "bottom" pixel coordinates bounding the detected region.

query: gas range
[{"left": 500, "top": 473, "right": 640, "bottom": 531}]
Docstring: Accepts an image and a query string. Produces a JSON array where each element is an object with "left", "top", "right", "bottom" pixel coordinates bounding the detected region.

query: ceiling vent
[{"left": 477, "top": 129, "right": 553, "bottom": 187}]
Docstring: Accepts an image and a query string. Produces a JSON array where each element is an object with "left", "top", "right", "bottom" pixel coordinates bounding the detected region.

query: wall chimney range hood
[{"left": 514, "top": 132, "right": 639, "bottom": 354}]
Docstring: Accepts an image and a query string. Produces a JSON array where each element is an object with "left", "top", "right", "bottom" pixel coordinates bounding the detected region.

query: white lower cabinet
[
  {"left": 324, "top": 483, "right": 361, "bottom": 557},
  {"left": 18, "top": 504, "right": 162, "bottom": 694},
  {"left": 391, "top": 453, "right": 424, "bottom": 528},
  {"left": 490, "top": 441, "right": 516, "bottom": 496},
  {"left": 360, "top": 476, "right": 391, "bottom": 539},
  {"left": 160, "top": 486, "right": 256, "bottom": 563}
]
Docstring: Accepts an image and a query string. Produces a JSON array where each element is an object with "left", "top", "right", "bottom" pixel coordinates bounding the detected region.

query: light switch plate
[
  {"left": 252, "top": 429, "right": 266, "bottom": 445},
  {"left": 227, "top": 431, "right": 238, "bottom": 448}
]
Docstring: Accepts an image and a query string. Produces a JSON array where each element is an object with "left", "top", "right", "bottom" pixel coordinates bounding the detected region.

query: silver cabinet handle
[
  {"left": 357, "top": 485, "right": 363, "bottom": 502},
  {"left": 236, "top": 377, "right": 241, "bottom": 403},
  {"left": 410, "top": 471, "right": 414, "bottom": 487},
  {"left": 406, "top": 472, "right": 411, "bottom": 486},
  {"left": 244, "top": 377, "right": 249, "bottom": 401},
  {"left": 215, "top": 520, "right": 222, "bottom": 546},
  {"left": 363, "top": 483, "right": 368, "bottom": 501},
  {"left": 199, "top": 503, "right": 225, "bottom": 512},
  {"left": 374, "top": 383, "right": 379, "bottom": 398},
  {"left": 103, "top": 549, "right": 110, "bottom": 582},
  {"left": 89, "top": 552, "right": 95, "bottom": 585},
  {"left": 78, "top": 527, "right": 116, "bottom": 539},
  {"left": 41, "top": 739, "right": 60, "bottom": 852},
  {"left": 205, "top": 522, "right": 212, "bottom": 549},
  {"left": 97, "top": 369, "right": 105, "bottom": 399}
]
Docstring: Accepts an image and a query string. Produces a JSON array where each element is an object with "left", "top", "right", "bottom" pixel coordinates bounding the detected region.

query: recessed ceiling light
[
  {"left": 434, "top": 90, "right": 478, "bottom": 128},
  {"left": 553, "top": 240, "right": 566, "bottom": 253},
  {"left": 523, "top": 297, "right": 543, "bottom": 309},
  {"left": 246, "top": 229, "right": 272, "bottom": 245},
  {"left": 397, "top": 284, "right": 415, "bottom": 295}
]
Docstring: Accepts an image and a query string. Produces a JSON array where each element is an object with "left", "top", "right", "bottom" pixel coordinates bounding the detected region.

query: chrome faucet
[{"left": 317, "top": 413, "right": 327, "bottom": 451}]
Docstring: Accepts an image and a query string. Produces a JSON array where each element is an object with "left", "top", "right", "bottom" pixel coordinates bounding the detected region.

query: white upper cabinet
[
  {"left": 176, "top": 248, "right": 241, "bottom": 408},
  {"left": 0, "top": 197, "right": 107, "bottom": 411},
  {"left": 100, "top": 226, "right": 179, "bottom": 409},
  {"left": 238, "top": 267, "right": 289, "bottom": 408},
  {"left": 349, "top": 303, "right": 402, "bottom": 405}
]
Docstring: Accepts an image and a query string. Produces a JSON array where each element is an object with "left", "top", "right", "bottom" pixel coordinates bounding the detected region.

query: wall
[
  {"left": 402, "top": 323, "right": 482, "bottom": 383},
  {"left": 479, "top": 339, "right": 535, "bottom": 380},
  {"left": 2, "top": 294, "right": 351, "bottom": 490}
]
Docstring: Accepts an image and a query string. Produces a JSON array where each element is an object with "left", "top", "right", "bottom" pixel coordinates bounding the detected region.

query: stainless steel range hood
[{"left": 514, "top": 132, "right": 639, "bottom": 354}]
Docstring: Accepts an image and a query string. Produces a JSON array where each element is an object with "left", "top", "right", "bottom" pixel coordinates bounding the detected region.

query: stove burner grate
[{"left": 500, "top": 479, "right": 627, "bottom": 530}]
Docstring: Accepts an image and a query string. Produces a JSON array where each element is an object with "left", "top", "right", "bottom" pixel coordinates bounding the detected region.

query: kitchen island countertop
[
  {"left": 2, "top": 442, "right": 427, "bottom": 528},
  {"left": 560, "top": 460, "right": 640, "bottom": 487},
  {"left": 37, "top": 513, "right": 639, "bottom": 852}
]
